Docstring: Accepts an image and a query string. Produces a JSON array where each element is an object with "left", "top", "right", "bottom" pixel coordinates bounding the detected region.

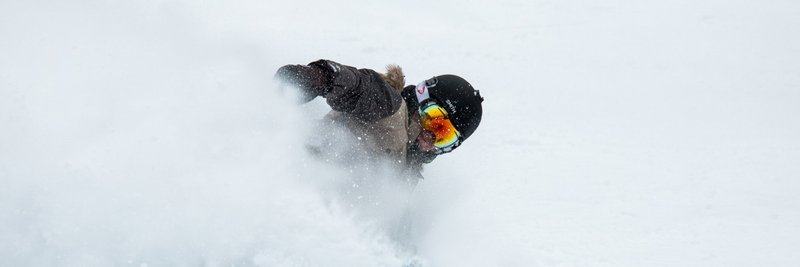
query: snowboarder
[{"left": 274, "top": 59, "right": 483, "bottom": 182}]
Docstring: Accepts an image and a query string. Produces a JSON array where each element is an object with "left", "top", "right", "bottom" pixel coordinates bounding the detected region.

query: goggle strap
[{"left": 415, "top": 81, "right": 430, "bottom": 104}]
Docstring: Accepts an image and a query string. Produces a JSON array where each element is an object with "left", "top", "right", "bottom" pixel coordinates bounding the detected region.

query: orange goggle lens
[{"left": 420, "top": 104, "right": 461, "bottom": 149}]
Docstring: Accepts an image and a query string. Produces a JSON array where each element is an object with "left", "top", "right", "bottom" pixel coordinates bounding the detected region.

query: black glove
[{"left": 274, "top": 64, "right": 331, "bottom": 103}]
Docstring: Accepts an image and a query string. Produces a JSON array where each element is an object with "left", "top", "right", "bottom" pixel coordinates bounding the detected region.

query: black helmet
[{"left": 403, "top": 74, "right": 484, "bottom": 143}]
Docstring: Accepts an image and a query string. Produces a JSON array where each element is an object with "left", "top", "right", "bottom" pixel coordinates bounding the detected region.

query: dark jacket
[{"left": 305, "top": 60, "right": 425, "bottom": 181}]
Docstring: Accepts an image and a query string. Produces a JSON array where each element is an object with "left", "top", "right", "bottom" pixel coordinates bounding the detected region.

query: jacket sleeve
[{"left": 309, "top": 59, "right": 403, "bottom": 122}]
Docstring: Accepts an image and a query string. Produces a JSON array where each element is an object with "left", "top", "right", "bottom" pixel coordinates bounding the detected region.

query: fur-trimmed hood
[{"left": 379, "top": 64, "right": 406, "bottom": 93}]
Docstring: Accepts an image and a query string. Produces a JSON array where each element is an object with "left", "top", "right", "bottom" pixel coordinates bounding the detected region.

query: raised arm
[{"left": 274, "top": 59, "right": 403, "bottom": 122}]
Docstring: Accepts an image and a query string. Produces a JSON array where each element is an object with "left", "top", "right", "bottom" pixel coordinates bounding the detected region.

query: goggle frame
[{"left": 418, "top": 99, "right": 462, "bottom": 154}]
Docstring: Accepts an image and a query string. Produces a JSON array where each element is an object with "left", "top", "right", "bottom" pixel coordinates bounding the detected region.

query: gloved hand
[{"left": 274, "top": 64, "right": 331, "bottom": 103}]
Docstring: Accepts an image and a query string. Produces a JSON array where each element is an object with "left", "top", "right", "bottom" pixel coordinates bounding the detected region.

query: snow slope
[{"left": 1, "top": 0, "right": 799, "bottom": 266}]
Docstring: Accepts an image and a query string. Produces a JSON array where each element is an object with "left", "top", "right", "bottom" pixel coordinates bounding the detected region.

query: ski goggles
[{"left": 415, "top": 80, "right": 462, "bottom": 154}]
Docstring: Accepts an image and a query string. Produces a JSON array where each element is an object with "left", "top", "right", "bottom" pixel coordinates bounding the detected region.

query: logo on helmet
[
  {"left": 445, "top": 99, "right": 456, "bottom": 114},
  {"left": 416, "top": 84, "right": 426, "bottom": 94}
]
